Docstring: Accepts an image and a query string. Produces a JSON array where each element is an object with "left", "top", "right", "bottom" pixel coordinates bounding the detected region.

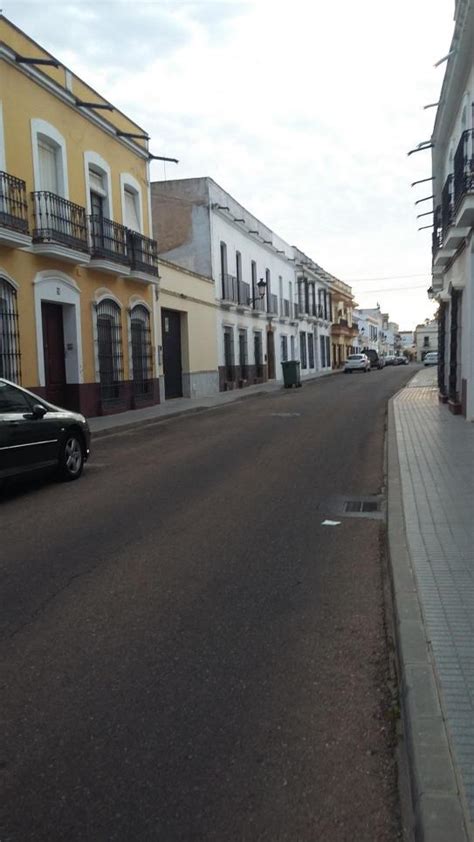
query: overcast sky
[{"left": 7, "top": 0, "right": 454, "bottom": 329}]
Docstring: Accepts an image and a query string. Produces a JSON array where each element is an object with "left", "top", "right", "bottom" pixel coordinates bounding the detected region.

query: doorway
[
  {"left": 162, "top": 309, "right": 183, "bottom": 399},
  {"left": 42, "top": 302, "right": 66, "bottom": 406},
  {"left": 267, "top": 329, "right": 275, "bottom": 379}
]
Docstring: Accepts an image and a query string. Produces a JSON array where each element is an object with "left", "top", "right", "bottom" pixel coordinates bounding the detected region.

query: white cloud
[{"left": 7, "top": 0, "right": 452, "bottom": 327}]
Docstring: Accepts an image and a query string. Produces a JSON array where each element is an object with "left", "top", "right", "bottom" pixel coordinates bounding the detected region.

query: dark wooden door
[
  {"left": 267, "top": 329, "right": 275, "bottom": 379},
  {"left": 162, "top": 309, "right": 182, "bottom": 399},
  {"left": 42, "top": 302, "right": 67, "bottom": 407}
]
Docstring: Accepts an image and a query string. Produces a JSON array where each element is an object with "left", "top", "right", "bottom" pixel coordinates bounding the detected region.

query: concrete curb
[{"left": 387, "top": 397, "right": 471, "bottom": 842}]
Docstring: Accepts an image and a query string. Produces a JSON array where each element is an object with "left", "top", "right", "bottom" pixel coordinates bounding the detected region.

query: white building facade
[
  {"left": 431, "top": 0, "right": 474, "bottom": 417},
  {"left": 151, "top": 178, "right": 337, "bottom": 390},
  {"left": 415, "top": 320, "right": 439, "bottom": 362}
]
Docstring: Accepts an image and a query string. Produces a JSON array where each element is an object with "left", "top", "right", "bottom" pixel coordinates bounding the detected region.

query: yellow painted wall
[
  {"left": 158, "top": 261, "right": 218, "bottom": 374},
  {"left": 0, "top": 17, "right": 157, "bottom": 392},
  {"left": 0, "top": 247, "right": 155, "bottom": 386}
]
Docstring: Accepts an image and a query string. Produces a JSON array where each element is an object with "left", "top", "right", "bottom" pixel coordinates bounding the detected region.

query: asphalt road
[{"left": 1, "top": 366, "right": 414, "bottom": 842}]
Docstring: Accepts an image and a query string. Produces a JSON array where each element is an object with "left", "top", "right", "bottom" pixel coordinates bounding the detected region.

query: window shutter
[
  {"left": 38, "top": 140, "right": 59, "bottom": 193},
  {"left": 124, "top": 188, "right": 141, "bottom": 232}
]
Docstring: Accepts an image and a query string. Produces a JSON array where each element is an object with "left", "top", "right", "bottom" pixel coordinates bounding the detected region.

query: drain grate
[{"left": 344, "top": 500, "right": 380, "bottom": 514}]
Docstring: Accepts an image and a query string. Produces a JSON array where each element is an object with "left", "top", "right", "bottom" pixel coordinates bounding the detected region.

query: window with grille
[
  {"left": 254, "top": 331, "right": 263, "bottom": 376},
  {"left": 0, "top": 278, "right": 21, "bottom": 383},
  {"left": 308, "top": 332, "right": 315, "bottom": 368},
  {"left": 281, "top": 334, "right": 288, "bottom": 362},
  {"left": 320, "top": 335, "right": 326, "bottom": 368},
  {"left": 223, "top": 327, "right": 234, "bottom": 381},
  {"left": 238, "top": 329, "right": 248, "bottom": 379},
  {"left": 300, "top": 331, "right": 307, "bottom": 369},
  {"left": 96, "top": 299, "right": 124, "bottom": 402},
  {"left": 131, "top": 305, "right": 153, "bottom": 396}
]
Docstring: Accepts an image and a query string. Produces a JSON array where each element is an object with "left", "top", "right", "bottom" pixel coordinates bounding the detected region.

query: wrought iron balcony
[
  {"left": 90, "top": 214, "right": 128, "bottom": 264},
  {"left": 432, "top": 205, "right": 443, "bottom": 253},
  {"left": 0, "top": 171, "right": 29, "bottom": 234},
  {"left": 238, "top": 280, "right": 250, "bottom": 305},
  {"left": 268, "top": 293, "right": 278, "bottom": 315},
  {"left": 222, "top": 273, "right": 239, "bottom": 302},
  {"left": 127, "top": 230, "right": 158, "bottom": 276},
  {"left": 283, "top": 299, "right": 290, "bottom": 317},
  {"left": 453, "top": 129, "right": 474, "bottom": 211},
  {"left": 32, "top": 191, "right": 88, "bottom": 252},
  {"left": 441, "top": 174, "right": 453, "bottom": 238}
]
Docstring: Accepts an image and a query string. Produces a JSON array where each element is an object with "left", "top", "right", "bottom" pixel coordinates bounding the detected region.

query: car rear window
[{"left": 348, "top": 355, "right": 363, "bottom": 360}]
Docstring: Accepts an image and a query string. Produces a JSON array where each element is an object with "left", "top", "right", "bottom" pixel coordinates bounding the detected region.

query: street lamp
[{"left": 248, "top": 277, "right": 267, "bottom": 306}]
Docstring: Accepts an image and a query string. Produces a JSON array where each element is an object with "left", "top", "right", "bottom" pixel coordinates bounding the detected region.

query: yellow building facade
[
  {"left": 330, "top": 277, "right": 358, "bottom": 367},
  {"left": 0, "top": 17, "right": 160, "bottom": 416},
  {"left": 158, "top": 259, "right": 219, "bottom": 399}
]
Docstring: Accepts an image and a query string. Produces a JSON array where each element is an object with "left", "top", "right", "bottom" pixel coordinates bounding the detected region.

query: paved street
[{"left": 1, "top": 367, "right": 413, "bottom": 842}]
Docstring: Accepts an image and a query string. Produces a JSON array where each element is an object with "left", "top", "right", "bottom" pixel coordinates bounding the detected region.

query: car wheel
[{"left": 58, "top": 433, "right": 84, "bottom": 481}]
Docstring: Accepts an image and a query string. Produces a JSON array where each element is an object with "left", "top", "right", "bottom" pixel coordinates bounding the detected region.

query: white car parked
[
  {"left": 423, "top": 352, "right": 438, "bottom": 366},
  {"left": 344, "top": 353, "right": 370, "bottom": 373}
]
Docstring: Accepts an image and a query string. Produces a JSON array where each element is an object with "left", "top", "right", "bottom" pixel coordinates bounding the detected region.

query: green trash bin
[{"left": 281, "top": 360, "right": 302, "bottom": 388}]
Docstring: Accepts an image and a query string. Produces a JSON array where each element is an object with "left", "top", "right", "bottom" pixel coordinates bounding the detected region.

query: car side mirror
[{"left": 31, "top": 404, "right": 47, "bottom": 419}]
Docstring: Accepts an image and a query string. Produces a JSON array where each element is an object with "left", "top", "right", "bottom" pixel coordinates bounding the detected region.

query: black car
[
  {"left": 0, "top": 378, "right": 91, "bottom": 484},
  {"left": 363, "top": 349, "right": 384, "bottom": 369}
]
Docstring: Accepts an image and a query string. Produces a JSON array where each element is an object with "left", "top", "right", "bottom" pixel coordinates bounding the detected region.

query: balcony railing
[
  {"left": 253, "top": 294, "right": 265, "bottom": 312},
  {"left": 90, "top": 214, "right": 128, "bottom": 264},
  {"left": 283, "top": 299, "right": 290, "bottom": 317},
  {"left": 128, "top": 230, "right": 158, "bottom": 276},
  {"left": 32, "top": 191, "right": 89, "bottom": 251},
  {"left": 454, "top": 129, "right": 474, "bottom": 211},
  {"left": 0, "top": 172, "right": 29, "bottom": 234},
  {"left": 432, "top": 205, "right": 442, "bottom": 253},
  {"left": 238, "top": 280, "right": 250, "bottom": 305},
  {"left": 441, "top": 174, "right": 453, "bottom": 238},
  {"left": 268, "top": 293, "right": 278, "bottom": 315},
  {"left": 222, "top": 273, "right": 238, "bottom": 302}
]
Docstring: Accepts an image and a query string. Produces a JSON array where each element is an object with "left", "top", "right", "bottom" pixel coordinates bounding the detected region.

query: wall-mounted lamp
[{"left": 248, "top": 277, "right": 267, "bottom": 306}]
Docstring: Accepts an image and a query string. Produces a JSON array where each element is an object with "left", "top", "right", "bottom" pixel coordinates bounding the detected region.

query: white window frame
[
  {"left": 84, "top": 151, "right": 113, "bottom": 218},
  {"left": 31, "top": 118, "right": 69, "bottom": 197},
  {"left": 120, "top": 172, "right": 143, "bottom": 233}
]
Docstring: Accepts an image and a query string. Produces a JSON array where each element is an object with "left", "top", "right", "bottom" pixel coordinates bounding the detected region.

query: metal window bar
[
  {"left": 283, "top": 299, "right": 290, "bottom": 317},
  {"left": 254, "top": 333, "right": 263, "bottom": 377},
  {"left": 0, "top": 172, "right": 29, "bottom": 233},
  {"left": 448, "top": 289, "right": 461, "bottom": 402},
  {"left": 131, "top": 306, "right": 153, "bottom": 396},
  {"left": 128, "top": 230, "right": 158, "bottom": 276},
  {"left": 222, "top": 273, "right": 238, "bottom": 302},
  {"left": 438, "top": 302, "right": 446, "bottom": 395},
  {"left": 441, "top": 175, "right": 453, "bottom": 238},
  {"left": 453, "top": 129, "right": 474, "bottom": 211},
  {"left": 224, "top": 328, "right": 235, "bottom": 380},
  {"left": 96, "top": 299, "right": 124, "bottom": 402},
  {"left": 0, "top": 279, "right": 21, "bottom": 383},
  {"left": 269, "top": 293, "right": 278, "bottom": 315},
  {"left": 32, "top": 191, "right": 88, "bottom": 251},
  {"left": 90, "top": 214, "right": 128, "bottom": 263},
  {"left": 308, "top": 333, "right": 315, "bottom": 368},
  {"left": 281, "top": 335, "right": 288, "bottom": 362},
  {"left": 300, "top": 332, "right": 307, "bottom": 369},
  {"left": 238, "top": 331, "right": 248, "bottom": 379},
  {"left": 238, "top": 280, "right": 250, "bottom": 306}
]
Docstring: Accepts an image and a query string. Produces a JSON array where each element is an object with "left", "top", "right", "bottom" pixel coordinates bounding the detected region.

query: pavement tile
[{"left": 393, "top": 370, "right": 474, "bottom": 830}]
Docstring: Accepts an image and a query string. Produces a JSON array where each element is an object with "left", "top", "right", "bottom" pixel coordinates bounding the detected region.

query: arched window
[
  {"left": 0, "top": 278, "right": 21, "bottom": 383},
  {"left": 96, "top": 299, "right": 123, "bottom": 402},
  {"left": 131, "top": 305, "right": 153, "bottom": 396}
]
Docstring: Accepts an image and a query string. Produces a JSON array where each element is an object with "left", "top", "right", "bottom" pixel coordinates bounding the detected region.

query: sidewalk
[
  {"left": 88, "top": 372, "right": 335, "bottom": 438},
  {"left": 388, "top": 367, "right": 474, "bottom": 841}
]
